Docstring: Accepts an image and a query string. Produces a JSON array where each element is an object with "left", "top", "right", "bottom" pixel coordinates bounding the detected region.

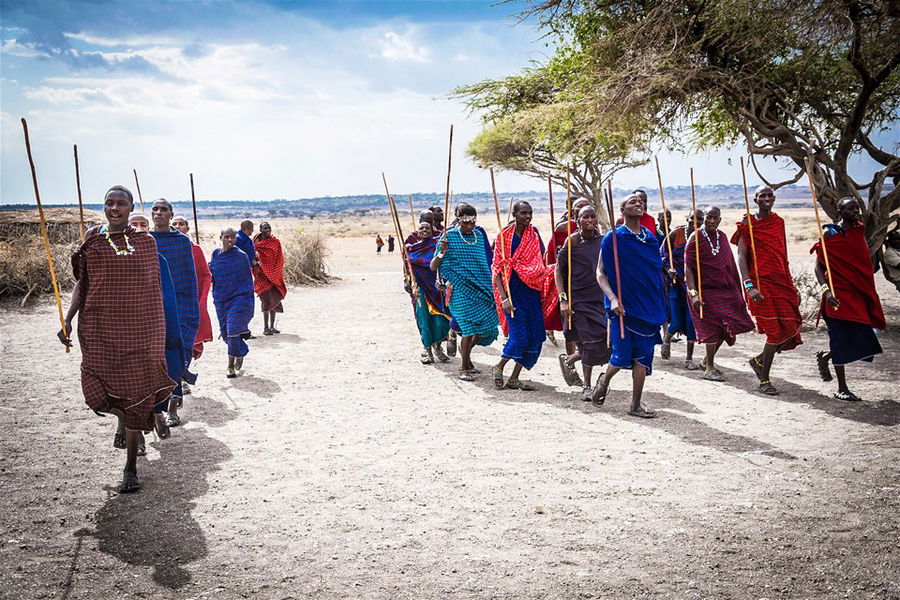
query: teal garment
[
  {"left": 415, "top": 295, "right": 450, "bottom": 348},
  {"left": 439, "top": 227, "right": 499, "bottom": 345}
]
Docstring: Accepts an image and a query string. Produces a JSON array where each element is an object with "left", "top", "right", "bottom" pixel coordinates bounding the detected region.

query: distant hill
[{"left": 3, "top": 183, "right": 891, "bottom": 219}]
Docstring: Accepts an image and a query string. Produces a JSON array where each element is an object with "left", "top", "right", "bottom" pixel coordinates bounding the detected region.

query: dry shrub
[
  {"left": 0, "top": 238, "right": 79, "bottom": 302},
  {"left": 794, "top": 272, "right": 823, "bottom": 329},
  {"left": 281, "top": 229, "right": 331, "bottom": 285}
]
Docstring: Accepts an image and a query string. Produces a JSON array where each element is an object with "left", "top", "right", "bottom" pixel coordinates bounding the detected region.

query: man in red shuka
[{"left": 732, "top": 186, "right": 803, "bottom": 396}]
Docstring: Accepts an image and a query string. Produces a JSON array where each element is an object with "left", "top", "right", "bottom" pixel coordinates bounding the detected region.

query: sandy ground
[{"left": 1, "top": 226, "right": 899, "bottom": 600}]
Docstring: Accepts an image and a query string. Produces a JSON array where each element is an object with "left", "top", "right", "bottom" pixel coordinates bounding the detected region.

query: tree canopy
[{"left": 459, "top": 0, "right": 900, "bottom": 249}]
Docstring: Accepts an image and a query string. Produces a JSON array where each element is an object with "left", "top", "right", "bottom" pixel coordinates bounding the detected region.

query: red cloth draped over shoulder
[
  {"left": 491, "top": 223, "right": 559, "bottom": 336},
  {"left": 252, "top": 235, "right": 287, "bottom": 299},
  {"left": 810, "top": 222, "right": 885, "bottom": 329},
  {"left": 191, "top": 243, "right": 213, "bottom": 353},
  {"left": 730, "top": 213, "right": 802, "bottom": 349}
]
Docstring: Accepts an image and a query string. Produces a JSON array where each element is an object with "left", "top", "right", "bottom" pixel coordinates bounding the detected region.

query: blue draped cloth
[
  {"left": 236, "top": 230, "right": 256, "bottom": 266},
  {"left": 157, "top": 254, "right": 185, "bottom": 411},
  {"left": 501, "top": 233, "right": 545, "bottom": 369},
  {"left": 602, "top": 225, "right": 666, "bottom": 371},
  {"left": 210, "top": 247, "right": 254, "bottom": 357},
  {"left": 407, "top": 235, "right": 448, "bottom": 316},
  {"left": 439, "top": 227, "right": 498, "bottom": 344},
  {"left": 150, "top": 228, "right": 198, "bottom": 385}
]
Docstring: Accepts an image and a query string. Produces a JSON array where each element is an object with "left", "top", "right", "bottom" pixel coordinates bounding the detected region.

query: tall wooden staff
[
  {"left": 548, "top": 174, "right": 555, "bottom": 233},
  {"left": 73, "top": 144, "right": 85, "bottom": 240},
  {"left": 382, "top": 173, "right": 416, "bottom": 295},
  {"left": 739, "top": 157, "right": 762, "bottom": 296},
  {"left": 604, "top": 185, "right": 625, "bottom": 338},
  {"left": 408, "top": 195, "right": 417, "bottom": 231},
  {"left": 805, "top": 157, "right": 836, "bottom": 306},
  {"left": 132, "top": 169, "right": 144, "bottom": 213},
  {"left": 565, "top": 169, "right": 573, "bottom": 328},
  {"left": 654, "top": 156, "right": 674, "bottom": 269},
  {"left": 443, "top": 125, "right": 453, "bottom": 237},
  {"left": 190, "top": 173, "right": 200, "bottom": 244},
  {"left": 689, "top": 168, "right": 704, "bottom": 319},
  {"left": 490, "top": 167, "right": 514, "bottom": 316},
  {"left": 21, "top": 118, "right": 69, "bottom": 353}
]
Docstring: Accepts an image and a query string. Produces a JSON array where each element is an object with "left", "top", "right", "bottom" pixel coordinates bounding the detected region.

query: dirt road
[{"left": 1, "top": 236, "right": 898, "bottom": 599}]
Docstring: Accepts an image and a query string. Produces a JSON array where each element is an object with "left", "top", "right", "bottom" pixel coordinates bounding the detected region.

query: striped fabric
[
  {"left": 150, "top": 228, "right": 199, "bottom": 374},
  {"left": 438, "top": 227, "right": 498, "bottom": 344}
]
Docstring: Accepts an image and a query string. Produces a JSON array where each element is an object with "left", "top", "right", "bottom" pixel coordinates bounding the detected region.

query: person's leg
[
  {"left": 114, "top": 416, "right": 126, "bottom": 449},
  {"left": 227, "top": 354, "right": 237, "bottom": 377},
  {"left": 582, "top": 365, "right": 593, "bottom": 388},
  {"left": 705, "top": 343, "right": 718, "bottom": 371},
  {"left": 270, "top": 311, "right": 278, "bottom": 332},
  {"left": 121, "top": 430, "right": 140, "bottom": 492},
  {"left": 592, "top": 365, "right": 620, "bottom": 403},
  {"left": 834, "top": 364, "right": 849, "bottom": 394},
  {"left": 460, "top": 335, "right": 476, "bottom": 371},
  {"left": 630, "top": 363, "right": 647, "bottom": 412},
  {"left": 686, "top": 341, "right": 695, "bottom": 361},
  {"left": 509, "top": 363, "right": 523, "bottom": 380}
]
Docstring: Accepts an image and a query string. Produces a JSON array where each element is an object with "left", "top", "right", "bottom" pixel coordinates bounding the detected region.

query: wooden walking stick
[
  {"left": 606, "top": 181, "right": 625, "bottom": 338},
  {"left": 190, "top": 173, "right": 200, "bottom": 244},
  {"left": 408, "top": 195, "right": 417, "bottom": 231},
  {"left": 73, "top": 144, "right": 85, "bottom": 241},
  {"left": 805, "top": 157, "right": 836, "bottom": 308},
  {"left": 382, "top": 173, "right": 416, "bottom": 295},
  {"left": 443, "top": 124, "right": 453, "bottom": 237},
  {"left": 490, "top": 168, "right": 514, "bottom": 317},
  {"left": 21, "top": 118, "right": 69, "bottom": 353},
  {"left": 654, "top": 155, "right": 674, "bottom": 273},
  {"left": 739, "top": 157, "right": 762, "bottom": 297},
  {"left": 565, "top": 169, "right": 573, "bottom": 328},
  {"left": 548, "top": 174, "right": 555, "bottom": 233},
  {"left": 689, "top": 168, "right": 704, "bottom": 319},
  {"left": 133, "top": 168, "right": 144, "bottom": 213}
]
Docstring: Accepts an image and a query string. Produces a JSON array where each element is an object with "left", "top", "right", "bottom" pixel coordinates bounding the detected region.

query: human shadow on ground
[
  {"left": 227, "top": 373, "right": 282, "bottom": 398},
  {"left": 186, "top": 394, "right": 240, "bottom": 428},
  {"left": 432, "top": 360, "right": 791, "bottom": 459},
  {"left": 709, "top": 360, "right": 900, "bottom": 427},
  {"left": 254, "top": 332, "right": 304, "bottom": 347},
  {"left": 76, "top": 426, "right": 232, "bottom": 589}
]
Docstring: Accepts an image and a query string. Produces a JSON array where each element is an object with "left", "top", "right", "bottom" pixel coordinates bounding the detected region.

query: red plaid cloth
[
  {"left": 252, "top": 235, "right": 287, "bottom": 299},
  {"left": 730, "top": 213, "right": 802, "bottom": 349},
  {"left": 491, "top": 223, "right": 558, "bottom": 335},
  {"left": 73, "top": 227, "right": 175, "bottom": 431}
]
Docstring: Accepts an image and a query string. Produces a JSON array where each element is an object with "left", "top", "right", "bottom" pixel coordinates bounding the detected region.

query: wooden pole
[
  {"left": 654, "top": 155, "right": 674, "bottom": 272},
  {"left": 506, "top": 195, "right": 515, "bottom": 224},
  {"left": 490, "top": 167, "right": 514, "bottom": 316},
  {"left": 566, "top": 169, "right": 573, "bottom": 328},
  {"left": 739, "top": 157, "right": 762, "bottom": 296},
  {"left": 382, "top": 173, "right": 416, "bottom": 295},
  {"left": 408, "top": 195, "right": 416, "bottom": 231},
  {"left": 73, "top": 144, "right": 85, "bottom": 241},
  {"left": 548, "top": 174, "right": 555, "bottom": 233},
  {"left": 21, "top": 118, "right": 69, "bottom": 353},
  {"left": 805, "top": 157, "right": 836, "bottom": 304},
  {"left": 190, "top": 173, "right": 200, "bottom": 244},
  {"left": 690, "top": 168, "right": 704, "bottom": 319},
  {"left": 443, "top": 124, "right": 453, "bottom": 237},
  {"left": 606, "top": 181, "right": 625, "bottom": 338},
  {"left": 133, "top": 169, "right": 144, "bottom": 214}
]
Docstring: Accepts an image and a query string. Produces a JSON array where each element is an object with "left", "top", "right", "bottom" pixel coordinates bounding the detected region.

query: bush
[
  {"left": 0, "top": 238, "right": 79, "bottom": 302},
  {"left": 282, "top": 230, "right": 331, "bottom": 285}
]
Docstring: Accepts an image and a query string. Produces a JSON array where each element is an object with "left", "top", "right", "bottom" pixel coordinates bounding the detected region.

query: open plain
[{"left": 1, "top": 216, "right": 898, "bottom": 599}]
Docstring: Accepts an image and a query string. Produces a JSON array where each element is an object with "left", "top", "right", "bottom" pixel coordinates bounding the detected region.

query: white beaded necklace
[
  {"left": 701, "top": 228, "right": 721, "bottom": 256},
  {"left": 100, "top": 225, "right": 135, "bottom": 256}
]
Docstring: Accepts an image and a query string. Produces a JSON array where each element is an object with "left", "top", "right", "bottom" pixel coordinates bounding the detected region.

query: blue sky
[{"left": 2, "top": 0, "right": 892, "bottom": 206}]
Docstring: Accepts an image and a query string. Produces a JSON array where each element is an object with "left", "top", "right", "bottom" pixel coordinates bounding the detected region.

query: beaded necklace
[
  {"left": 100, "top": 225, "right": 135, "bottom": 256},
  {"left": 460, "top": 228, "right": 479, "bottom": 246},
  {"left": 701, "top": 228, "right": 721, "bottom": 256},
  {"left": 626, "top": 224, "right": 649, "bottom": 244}
]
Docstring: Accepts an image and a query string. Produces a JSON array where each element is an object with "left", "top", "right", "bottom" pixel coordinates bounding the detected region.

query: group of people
[
  {"left": 57, "top": 186, "right": 287, "bottom": 492},
  {"left": 399, "top": 187, "right": 888, "bottom": 417}
]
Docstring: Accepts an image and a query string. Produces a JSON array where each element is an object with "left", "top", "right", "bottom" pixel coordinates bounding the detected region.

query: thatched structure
[{"left": 0, "top": 207, "right": 103, "bottom": 244}]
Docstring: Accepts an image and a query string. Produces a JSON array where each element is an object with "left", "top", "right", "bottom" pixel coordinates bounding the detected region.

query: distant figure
[
  {"left": 376, "top": 234, "right": 384, "bottom": 254},
  {"left": 253, "top": 222, "right": 287, "bottom": 336},
  {"left": 883, "top": 230, "right": 900, "bottom": 293},
  {"left": 236, "top": 220, "right": 257, "bottom": 267},
  {"left": 210, "top": 227, "right": 255, "bottom": 378},
  {"left": 387, "top": 235, "right": 395, "bottom": 254}
]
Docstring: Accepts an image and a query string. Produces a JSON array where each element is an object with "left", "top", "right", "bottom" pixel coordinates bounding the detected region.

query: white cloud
[{"left": 372, "top": 30, "right": 431, "bottom": 63}]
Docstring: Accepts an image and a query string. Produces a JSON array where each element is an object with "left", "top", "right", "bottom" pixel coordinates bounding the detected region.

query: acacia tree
[
  {"left": 520, "top": 0, "right": 900, "bottom": 253},
  {"left": 452, "top": 65, "right": 649, "bottom": 228}
]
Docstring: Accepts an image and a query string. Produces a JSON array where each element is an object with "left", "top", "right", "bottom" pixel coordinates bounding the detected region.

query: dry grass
[{"left": 0, "top": 238, "right": 79, "bottom": 303}]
